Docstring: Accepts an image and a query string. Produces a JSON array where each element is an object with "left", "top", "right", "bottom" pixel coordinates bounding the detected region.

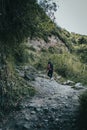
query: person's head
[{"left": 48, "top": 61, "right": 51, "bottom": 64}]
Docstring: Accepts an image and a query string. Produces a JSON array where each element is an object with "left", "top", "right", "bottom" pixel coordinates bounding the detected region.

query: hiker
[{"left": 47, "top": 61, "right": 53, "bottom": 79}]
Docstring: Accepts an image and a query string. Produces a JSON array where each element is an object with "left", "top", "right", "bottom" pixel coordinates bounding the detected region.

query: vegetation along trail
[
  {"left": 0, "top": 0, "right": 87, "bottom": 130},
  {"left": 2, "top": 73, "right": 86, "bottom": 130}
]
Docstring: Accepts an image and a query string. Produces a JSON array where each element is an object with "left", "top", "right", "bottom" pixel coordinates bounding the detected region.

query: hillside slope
[{"left": 0, "top": 0, "right": 87, "bottom": 123}]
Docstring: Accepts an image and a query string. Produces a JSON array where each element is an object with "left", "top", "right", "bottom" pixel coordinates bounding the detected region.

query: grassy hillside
[{"left": 24, "top": 36, "right": 87, "bottom": 85}]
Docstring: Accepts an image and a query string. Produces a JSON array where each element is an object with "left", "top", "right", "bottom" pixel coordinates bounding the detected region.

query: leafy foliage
[
  {"left": 79, "top": 91, "right": 87, "bottom": 130},
  {"left": 78, "top": 37, "right": 87, "bottom": 44},
  {"left": 0, "top": 0, "right": 43, "bottom": 44},
  {"left": 77, "top": 46, "right": 87, "bottom": 63},
  {"left": 39, "top": 0, "right": 58, "bottom": 22}
]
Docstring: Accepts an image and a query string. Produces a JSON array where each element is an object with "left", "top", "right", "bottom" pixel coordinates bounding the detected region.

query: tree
[
  {"left": 38, "top": 0, "right": 58, "bottom": 22},
  {"left": 0, "top": 0, "right": 58, "bottom": 45},
  {"left": 78, "top": 37, "right": 87, "bottom": 44},
  {"left": 0, "top": 0, "right": 39, "bottom": 44}
]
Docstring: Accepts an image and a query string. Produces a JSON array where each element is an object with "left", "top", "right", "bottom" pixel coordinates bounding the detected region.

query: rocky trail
[{"left": 1, "top": 73, "right": 86, "bottom": 130}]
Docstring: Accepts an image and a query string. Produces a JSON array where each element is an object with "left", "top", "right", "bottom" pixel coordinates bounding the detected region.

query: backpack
[{"left": 48, "top": 62, "right": 53, "bottom": 71}]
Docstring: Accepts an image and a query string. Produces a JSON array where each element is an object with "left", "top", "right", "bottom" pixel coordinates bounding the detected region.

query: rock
[
  {"left": 55, "top": 118, "right": 59, "bottom": 122},
  {"left": 30, "top": 111, "right": 36, "bottom": 114},
  {"left": 24, "top": 73, "right": 35, "bottom": 81},
  {"left": 44, "top": 119, "right": 48, "bottom": 123},
  {"left": 43, "top": 107, "right": 49, "bottom": 114},
  {"left": 57, "top": 76, "right": 61, "bottom": 80},
  {"left": 63, "top": 80, "right": 75, "bottom": 85},
  {"left": 36, "top": 107, "right": 41, "bottom": 112},
  {"left": 25, "top": 115, "right": 30, "bottom": 121},
  {"left": 22, "top": 123, "right": 30, "bottom": 130},
  {"left": 74, "top": 82, "right": 84, "bottom": 89},
  {"left": 24, "top": 66, "right": 29, "bottom": 70}
]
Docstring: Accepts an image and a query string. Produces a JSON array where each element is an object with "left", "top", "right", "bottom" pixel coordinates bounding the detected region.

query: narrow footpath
[{"left": 2, "top": 74, "right": 86, "bottom": 130}]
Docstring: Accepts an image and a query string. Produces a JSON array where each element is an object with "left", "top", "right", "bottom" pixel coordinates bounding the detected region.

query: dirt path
[{"left": 2, "top": 74, "right": 86, "bottom": 130}]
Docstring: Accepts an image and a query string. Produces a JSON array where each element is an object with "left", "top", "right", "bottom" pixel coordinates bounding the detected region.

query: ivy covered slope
[{"left": 0, "top": 0, "right": 87, "bottom": 118}]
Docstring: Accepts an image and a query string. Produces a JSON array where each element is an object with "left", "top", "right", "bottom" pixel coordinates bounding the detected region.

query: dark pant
[{"left": 48, "top": 70, "right": 53, "bottom": 78}]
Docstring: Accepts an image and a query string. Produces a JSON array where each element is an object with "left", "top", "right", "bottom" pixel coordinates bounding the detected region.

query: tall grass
[
  {"left": 51, "top": 53, "right": 87, "bottom": 84},
  {"left": 34, "top": 51, "right": 87, "bottom": 85}
]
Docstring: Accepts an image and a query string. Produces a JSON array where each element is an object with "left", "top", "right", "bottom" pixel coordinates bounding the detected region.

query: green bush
[
  {"left": 13, "top": 44, "right": 29, "bottom": 64},
  {"left": 78, "top": 90, "right": 87, "bottom": 130},
  {"left": 0, "top": 73, "right": 35, "bottom": 117},
  {"left": 76, "top": 46, "right": 87, "bottom": 64},
  {"left": 50, "top": 53, "right": 87, "bottom": 84},
  {"left": 48, "top": 46, "right": 55, "bottom": 53},
  {"left": 29, "top": 46, "right": 36, "bottom": 51},
  {"left": 41, "top": 47, "right": 47, "bottom": 52}
]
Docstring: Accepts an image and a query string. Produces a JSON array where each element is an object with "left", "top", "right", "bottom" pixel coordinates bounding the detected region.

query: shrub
[
  {"left": 29, "top": 46, "right": 36, "bottom": 51},
  {"left": 50, "top": 53, "right": 87, "bottom": 84},
  {"left": 48, "top": 46, "right": 55, "bottom": 53},
  {"left": 78, "top": 90, "right": 87, "bottom": 130},
  {"left": 13, "top": 44, "right": 29, "bottom": 64}
]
